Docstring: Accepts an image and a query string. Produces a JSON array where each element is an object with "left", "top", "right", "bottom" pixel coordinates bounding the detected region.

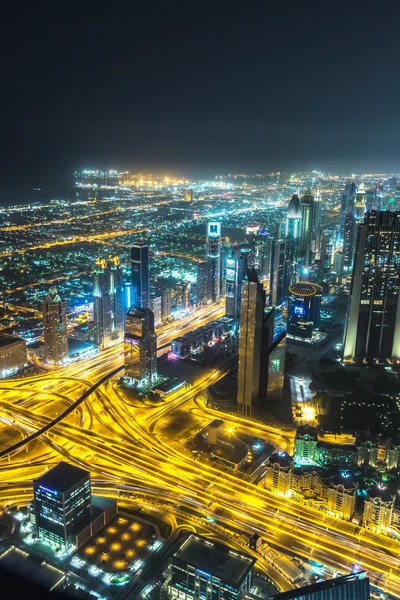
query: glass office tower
[{"left": 131, "top": 241, "right": 149, "bottom": 309}]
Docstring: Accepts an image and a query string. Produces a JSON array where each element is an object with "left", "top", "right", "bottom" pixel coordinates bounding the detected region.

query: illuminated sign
[
  {"left": 226, "top": 268, "right": 235, "bottom": 280},
  {"left": 207, "top": 222, "right": 221, "bottom": 237},
  {"left": 39, "top": 485, "right": 57, "bottom": 495},
  {"left": 294, "top": 306, "right": 304, "bottom": 315}
]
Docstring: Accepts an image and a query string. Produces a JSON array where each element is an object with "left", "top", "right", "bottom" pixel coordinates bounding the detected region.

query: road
[{"left": 0, "top": 301, "right": 399, "bottom": 596}]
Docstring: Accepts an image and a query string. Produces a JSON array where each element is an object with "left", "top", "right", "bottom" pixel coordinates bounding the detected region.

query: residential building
[
  {"left": 264, "top": 452, "right": 294, "bottom": 495},
  {"left": 326, "top": 476, "right": 357, "bottom": 520},
  {"left": 356, "top": 433, "right": 379, "bottom": 468},
  {"left": 294, "top": 425, "right": 318, "bottom": 464},
  {"left": 0, "top": 334, "right": 27, "bottom": 376},
  {"left": 363, "top": 486, "right": 395, "bottom": 534}
]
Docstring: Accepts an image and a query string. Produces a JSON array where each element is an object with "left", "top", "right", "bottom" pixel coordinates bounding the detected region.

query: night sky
[{"left": 2, "top": 1, "right": 400, "bottom": 185}]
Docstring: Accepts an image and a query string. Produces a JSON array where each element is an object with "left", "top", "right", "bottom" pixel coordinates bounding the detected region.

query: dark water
[{"left": 0, "top": 184, "right": 74, "bottom": 208}]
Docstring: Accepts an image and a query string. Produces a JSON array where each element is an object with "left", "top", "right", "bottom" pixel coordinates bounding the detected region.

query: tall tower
[
  {"left": 340, "top": 182, "right": 357, "bottom": 231},
  {"left": 270, "top": 239, "right": 286, "bottom": 306},
  {"left": 237, "top": 270, "right": 266, "bottom": 416},
  {"left": 311, "top": 187, "right": 322, "bottom": 249},
  {"left": 131, "top": 241, "right": 149, "bottom": 309},
  {"left": 354, "top": 183, "right": 366, "bottom": 223},
  {"left": 206, "top": 222, "right": 221, "bottom": 302},
  {"left": 299, "top": 190, "right": 314, "bottom": 263},
  {"left": 197, "top": 260, "right": 212, "bottom": 303},
  {"left": 343, "top": 211, "right": 400, "bottom": 364},
  {"left": 124, "top": 307, "right": 157, "bottom": 386},
  {"left": 43, "top": 286, "right": 68, "bottom": 364},
  {"left": 93, "top": 257, "right": 124, "bottom": 349},
  {"left": 285, "top": 194, "right": 301, "bottom": 288},
  {"left": 343, "top": 212, "right": 356, "bottom": 273},
  {"left": 225, "top": 247, "right": 245, "bottom": 331}
]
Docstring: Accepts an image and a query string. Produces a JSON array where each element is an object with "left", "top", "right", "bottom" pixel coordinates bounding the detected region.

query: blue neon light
[
  {"left": 39, "top": 485, "right": 57, "bottom": 495},
  {"left": 197, "top": 569, "right": 210, "bottom": 578}
]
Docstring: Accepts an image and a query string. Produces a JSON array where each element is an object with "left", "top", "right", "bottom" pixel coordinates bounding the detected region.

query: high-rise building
[
  {"left": 354, "top": 183, "right": 366, "bottom": 223},
  {"left": 343, "top": 211, "right": 356, "bottom": 273},
  {"left": 168, "top": 534, "right": 255, "bottom": 600},
  {"left": 259, "top": 308, "right": 286, "bottom": 406},
  {"left": 0, "top": 334, "right": 27, "bottom": 376},
  {"left": 271, "top": 572, "right": 370, "bottom": 600},
  {"left": 287, "top": 282, "right": 322, "bottom": 340},
  {"left": 131, "top": 241, "right": 149, "bottom": 309},
  {"left": 285, "top": 194, "right": 301, "bottom": 288},
  {"left": 270, "top": 239, "right": 286, "bottom": 306},
  {"left": 123, "top": 282, "right": 133, "bottom": 323},
  {"left": 343, "top": 211, "right": 400, "bottom": 364},
  {"left": 237, "top": 270, "right": 265, "bottom": 416},
  {"left": 33, "top": 462, "right": 91, "bottom": 551},
  {"left": 183, "top": 189, "right": 193, "bottom": 202},
  {"left": 93, "top": 257, "right": 124, "bottom": 349},
  {"left": 161, "top": 287, "right": 172, "bottom": 321},
  {"left": 124, "top": 307, "right": 157, "bottom": 387},
  {"left": 196, "top": 260, "right": 211, "bottom": 303},
  {"left": 340, "top": 182, "right": 357, "bottom": 231},
  {"left": 43, "top": 286, "right": 69, "bottom": 364},
  {"left": 311, "top": 187, "right": 322, "bottom": 250},
  {"left": 175, "top": 281, "right": 191, "bottom": 311},
  {"left": 253, "top": 233, "right": 273, "bottom": 282},
  {"left": 299, "top": 190, "right": 314, "bottom": 263},
  {"left": 225, "top": 248, "right": 245, "bottom": 330},
  {"left": 150, "top": 293, "right": 162, "bottom": 326},
  {"left": 206, "top": 222, "right": 221, "bottom": 302}
]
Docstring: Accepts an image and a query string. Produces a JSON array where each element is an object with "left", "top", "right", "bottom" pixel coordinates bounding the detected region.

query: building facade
[
  {"left": 225, "top": 248, "right": 245, "bottom": 330},
  {"left": 43, "top": 286, "right": 69, "bottom": 364},
  {"left": 206, "top": 222, "right": 222, "bottom": 302},
  {"left": 287, "top": 282, "right": 322, "bottom": 340},
  {"left": 363, "top": 487, "right": 395, "bottom": 534},
  {"left": 93, "top": 256, "right": 124, "bottom": 349},
  {"left": 0, "top": 334, "right": 27, "bottom": 376},
  {"left": 124, "top": 307, "right": 157, "bottom": 386},
  {"left": 131, "top": 241, "right": 150, "bottom": 309},
  {"left": 343, "top": 211, "right": 400, "bottom": 363}
]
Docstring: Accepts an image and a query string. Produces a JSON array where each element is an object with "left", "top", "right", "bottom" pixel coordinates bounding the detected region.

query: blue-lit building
[
  {"left": 131, "top": 240, "right": 150, "bottom": 309},
  {"left": 287, "top": 282, "right": 322, "bottom": 340},
  {"left": 33, "top": 462, "right": 91, "bottom": 551},
  {"left": 169, "top": 534, "right": 255, "bottom": 600},
  {"left": 206, "top": 222, "right": 222, "bottom": 302},
  {"left": 225, "top": 247, "right": 245, "bottom": 331}
]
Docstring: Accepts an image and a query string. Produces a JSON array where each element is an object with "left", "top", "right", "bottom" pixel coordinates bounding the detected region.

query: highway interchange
[{"left": 0, "top": 302, "right": 399, "bottom": 597}]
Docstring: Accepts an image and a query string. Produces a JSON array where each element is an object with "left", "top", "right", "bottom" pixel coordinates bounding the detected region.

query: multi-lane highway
[{"left": 0, "top": 303, "right": 399, "bottom": 595}]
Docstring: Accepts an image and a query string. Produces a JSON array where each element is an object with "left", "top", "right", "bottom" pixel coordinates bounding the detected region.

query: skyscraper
[
  {"left": 270, "top": 239, "right": 286, "bottom": 306},
  {"left": 131, "top": 241, "right": 149, "bottom": 309},
  {"left": 299, "top": 190, "right": 314, "bottom": 263},
  {"left": 225, "top": 248, "right": 245, "bottom": 330},
  {"left": 343, "top": 211, "right": 400, "bottom": 364},
  {"left": 124, "top": 307, "right": 157, "bottom": 386},
  {"left": 285, "top": 194, "right": 301, "bottom": 288},
  {"left": 311, "top": 187, "right": 322, "bottom": 250},
  {"left": 161, "top": 286, "right": 172, "bottom": 321},
  {"left": 237, "top": 270, "right": 266, "bottom": 416},
  {"left": 287, "top": 282, "right": 322, "bottom": 340},
  {"left": 43, "top": 286, "right": 68, "bottom": 364},
  {"left": 343, "top": 211, "right": 356, "bottom": 273},
  {"left": 93, "top": 257, "right": 124, "bottom": 349},
  {"left": 206, "top": 222, "right": 221, "bottom": 302},
  {"left": 33, "top": 462, "right": 91, "bottom": 551},
  {"left": 354, "top": 183, "right": 366, "bottom": 223},
  {"left": 196, "top": 260, "right": 211, "bottom": 303},
  {"left": 340, "top": 181, "right": 357, "bottom": 231}
]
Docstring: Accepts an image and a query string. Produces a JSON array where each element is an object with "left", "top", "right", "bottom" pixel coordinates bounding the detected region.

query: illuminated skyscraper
[
  {"left": 131, "top": 241, "right": 149, "bottom": 309},
  {"left": 183, "top": 189, "right": 193, "bottom": 202},
  {"left": 270, "top": 239, "right": 286, "bottom": 306},
  {"left": 354, "top": 183, "right": 366, "bottom": 223},
  {"left": 206, "top": 222, "right": 221, "bottom": 301},
  {"left": 343, "top": 212, "right": 356, "bottom": 273},
  {"left": 299, "top": 190, "right": 314, "bottom": 263},
  {"left": 93, "top": 257, "right": 124, "bottom": 349},
  {"left": 340, "top": 182, "right": 357, "bottom": 231},
  {"left": 311, "top": 187, "right": 322, "bottom": 249},
  {"left": 161, "top": 286, "right": 172, "bottom": 321},
  {"left": 43, "top": 286, "right": 68, "bottom": 364},
  {"left": 175, "top": 281, "right": 191, "bottom": 311},
  {"left": 343, "top": 211, "right": 400, "bottom": 364},
  {"left": 237, "top": 270, "right": 265, "bottom": 416},
  {"left": 124, "top": 307, "right": 157, "bottom": 386},
  {"left": 225, "top": 248, "right": 245, "bottom": 330},
  {"left": 285, "top": 194, "right": 301, "bottom": 288},
  {"left": 196, "top": 260, "right": 211, "bottom": 303}
]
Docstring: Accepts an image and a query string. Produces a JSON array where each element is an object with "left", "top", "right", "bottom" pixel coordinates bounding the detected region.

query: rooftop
[
  {"left": 173, "top": 534, "right": 255, "bottom": 588},
  {"left": 0, "top": 334, "right": 24, "bottom": 348},
  {"left": 271, "top": 572, "right": 369, "bottom": 599},
  {"left": 34, "top": 461, "right": 89, "bottom": 494}
]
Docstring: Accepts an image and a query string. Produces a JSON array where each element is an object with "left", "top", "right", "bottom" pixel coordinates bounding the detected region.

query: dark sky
[{"left": 2, "top": 1, "right": 400, "bottom": 185}]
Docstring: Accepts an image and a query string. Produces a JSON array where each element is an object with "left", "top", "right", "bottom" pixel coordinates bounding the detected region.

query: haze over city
[{"left": 0, "top": 2, "right": 400, "bottom": 600}]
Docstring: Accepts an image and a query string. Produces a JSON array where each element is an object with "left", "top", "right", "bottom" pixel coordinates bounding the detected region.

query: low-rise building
[
  {"left": 386, "top": 437, "right": 400, "bottom": 470},
  {"left": 265, "top": 452, "right": 294, "bottom": 495},
  {"left": 326, "top": 475, "right": 357, "bottom": 520},
  {"left": 363, "top": 486, "right": 395, "bottom": 534},
  {"left": 294, "top": 425, "right": 318, "bottom": 464},
  {"left": 0, "top": 334, "right": 27, "bottom": 376},
  {"left": 356, "top": 433, "right": 379, "bottom": 468},
  {"left": 315, "top": 442, "right": 357, "bottom": 469}
]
